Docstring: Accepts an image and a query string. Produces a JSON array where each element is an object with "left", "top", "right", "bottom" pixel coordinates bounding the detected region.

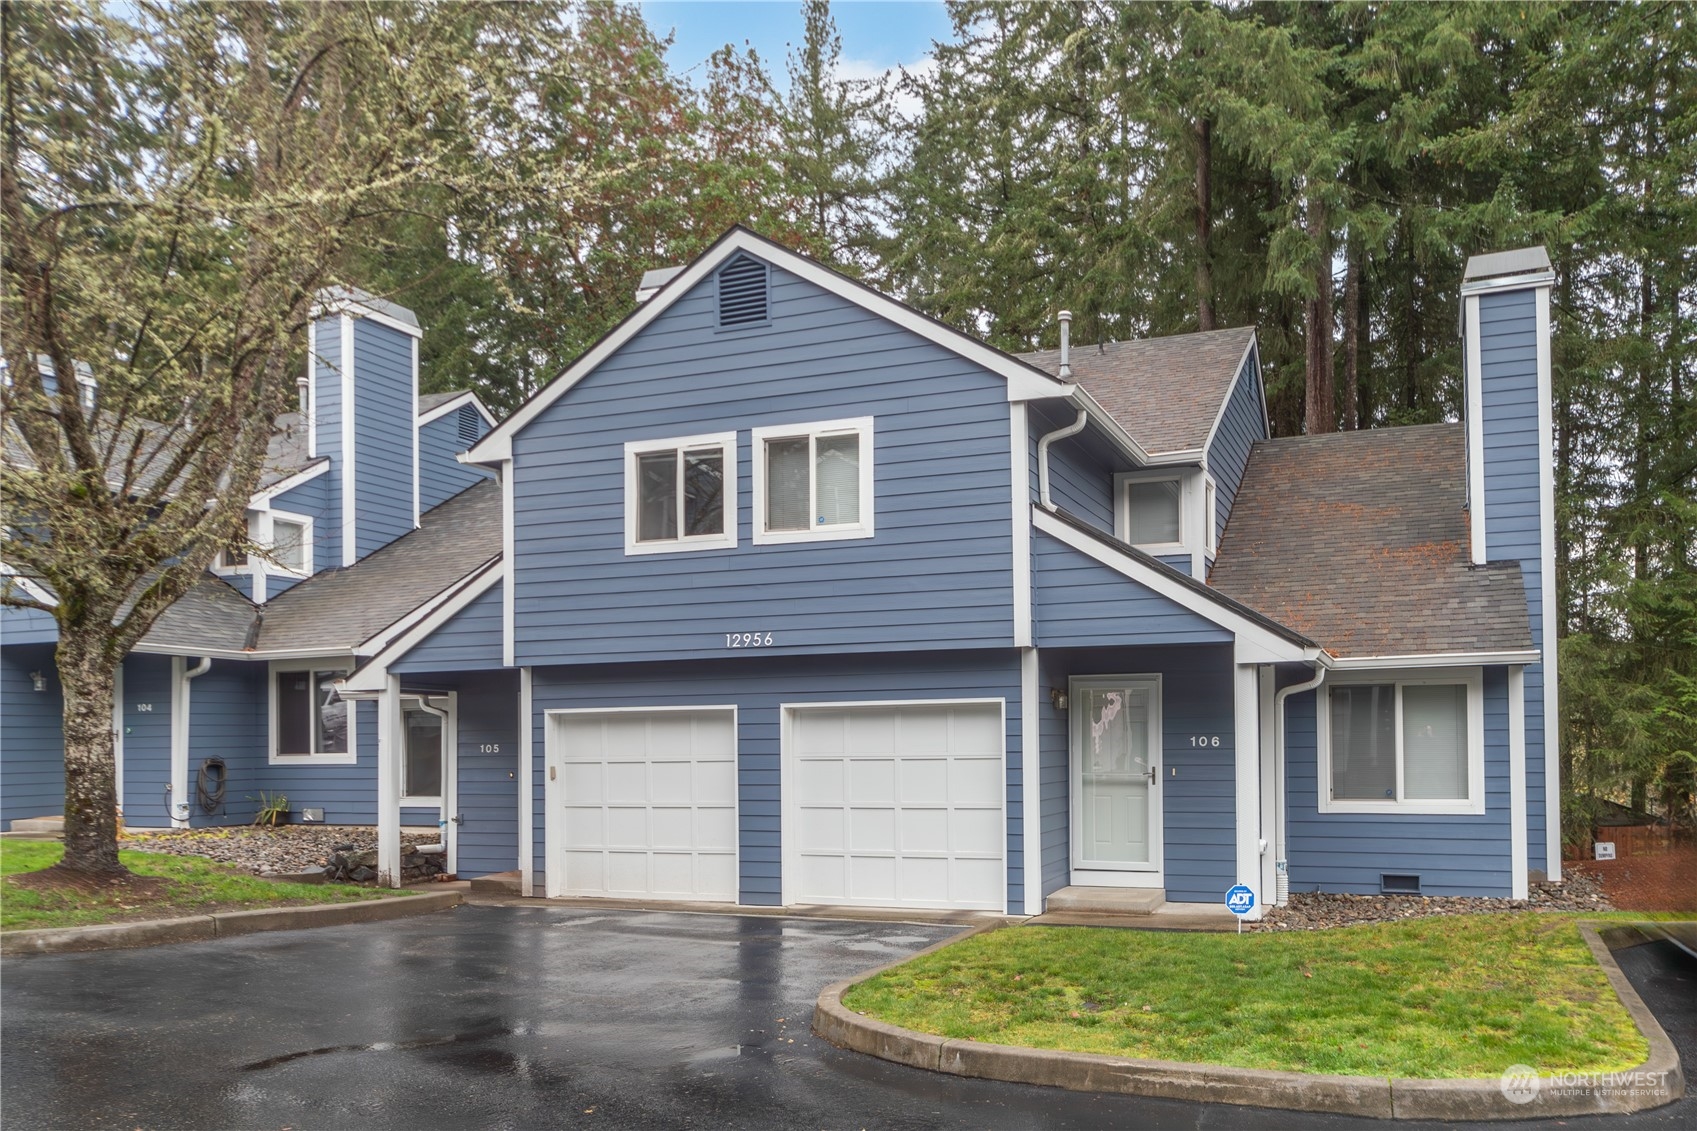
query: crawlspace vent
[
  {"left": 717, "top": 257, "right": 769, "bottom": 327},
  {"left": 1380, "top": 873, "right": 1422, "bottom": 895}
]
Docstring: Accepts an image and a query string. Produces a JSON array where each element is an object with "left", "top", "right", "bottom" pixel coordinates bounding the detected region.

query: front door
[
  {"left": 400, "top": 694, "right": 456, "bottom": 872},
  {"left": 1070, "top": 677, "right": 1162, "bottom": 885}
]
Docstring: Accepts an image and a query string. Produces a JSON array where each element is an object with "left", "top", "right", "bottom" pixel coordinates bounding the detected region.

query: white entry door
[
  {"left": 400, "top": 693, "right": 457, "bottom": 872},
  {"left": 1070, "top": 678, "right": 1163, "bottom": 884},
  {"left": 549, "top": 707, "right": 738, "bottom": 902},
  {"left": 785, "top": 701, "right": 1005, "bottom": 911}
]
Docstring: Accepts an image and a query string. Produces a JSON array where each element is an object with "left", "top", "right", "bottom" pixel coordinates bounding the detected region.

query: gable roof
[
  {"left": 1016, "top": 327, "right": 1257, "bottom": 456},
  {"left": 466, "top": 226, "right": 1076, "bottom": 464},
  {"left": 1208, "top": 423, "right": 1534, "bottom": 659}
]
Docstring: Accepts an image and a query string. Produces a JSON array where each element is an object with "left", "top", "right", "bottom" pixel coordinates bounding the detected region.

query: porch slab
[
  {"left": 8, "top": 817, "right": 64, "bottom": 835},
  {"left": 468, "top": 870, "right": 522, "bottom": 895},
  {"left": 1028, "top": 902, "right": 1238, "bottom": 932},
  {"left": 1044, "top": 886, "right": 1165, "bottom": 915}
]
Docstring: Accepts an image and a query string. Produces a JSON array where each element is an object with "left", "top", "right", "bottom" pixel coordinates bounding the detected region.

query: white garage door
[
  {"left": 551, "top": 708, "right": 737, "bottom": 902},
  {"left": 787, "top": 701, "right": 1005, "bottom": 911}
]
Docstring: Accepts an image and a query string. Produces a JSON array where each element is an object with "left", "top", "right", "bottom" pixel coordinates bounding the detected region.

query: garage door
[
  {"left": 787, "top": 702, "right": 1004, "bottom": 911},
  {"left": 552, "top": 708, "right": 737, "bottom": 902}
]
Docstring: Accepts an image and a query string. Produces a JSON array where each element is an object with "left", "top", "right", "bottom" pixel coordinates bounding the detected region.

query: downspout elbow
[{"left": 1036, "top": 409, "right": 1089, "bottom": 511}]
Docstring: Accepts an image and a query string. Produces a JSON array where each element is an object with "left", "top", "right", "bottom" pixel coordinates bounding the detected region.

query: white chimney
[{"left": 1058, "top": 310, "right": 1073, "bottom": 380}]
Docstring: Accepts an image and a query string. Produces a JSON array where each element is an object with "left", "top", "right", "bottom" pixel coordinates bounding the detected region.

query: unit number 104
[
  {"left": 1189, "top": 735, "right": 1221, "bottom": 747},
  {"left": 725, "top": 632, "right": 775, "bottom": 648}
]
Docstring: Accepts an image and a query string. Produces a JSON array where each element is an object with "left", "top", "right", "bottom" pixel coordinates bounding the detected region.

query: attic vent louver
[
  {"left": 717, "top": 257, "right": 768, "bottom": 327},
  {"left": 457, "top": 403, "right": 480, "bottom": 445}
]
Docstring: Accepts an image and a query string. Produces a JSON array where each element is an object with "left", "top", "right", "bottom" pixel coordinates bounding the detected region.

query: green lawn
[
  {"left": 843, "top": 913, "right": 1692, "bottom": 1079},
  {"left": 0, "top": 840, "right": 401, "bottom": 931}
]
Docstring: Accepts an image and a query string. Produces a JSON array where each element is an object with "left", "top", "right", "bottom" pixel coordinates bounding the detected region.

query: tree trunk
[
  {"left": 1194, "top": 116, "right": 1216, "bottom": 332},
  {"left": 1303, "top": 196, "right": 1334, "bottom": 434},
  {"left": 54, "top": 629, "right": 127, "bottom": 879},
  {"left": 1341, "top": 233, "right": 1362, "bottom": 430}
]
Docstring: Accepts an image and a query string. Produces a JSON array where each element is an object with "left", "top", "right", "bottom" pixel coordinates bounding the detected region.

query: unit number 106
[
  {"left": 1189, "top": 735, "right": 1221, "bottom": 747},
  {"left": 725, "top": 632, "right": 775, "bottom": 648}
]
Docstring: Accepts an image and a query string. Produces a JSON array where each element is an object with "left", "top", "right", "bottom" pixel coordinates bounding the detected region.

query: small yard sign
[
  {"left": 1226, "top": 883, "right": 1255, "bottom": 934},
  {"left": 1594, "top": 841, "right": 1616, "bottom": 861}
]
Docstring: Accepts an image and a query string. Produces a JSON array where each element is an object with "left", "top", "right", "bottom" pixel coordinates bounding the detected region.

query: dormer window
[
  {"left": 623, "top": 432, "right": 738, "bottom": 555},
  {"left": 716, "top": 256, "right": 769, "bottom": 328},
  {"left": 1119, "top": 471, "right": 1185, "bottom": 551}
]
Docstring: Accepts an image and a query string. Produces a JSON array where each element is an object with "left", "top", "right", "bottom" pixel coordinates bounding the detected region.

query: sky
[{"left": 638, "top": 1, "right": 954, "bottom": 90}]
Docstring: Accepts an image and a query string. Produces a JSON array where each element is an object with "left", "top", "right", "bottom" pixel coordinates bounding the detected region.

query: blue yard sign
[{"left": 1225, "top": 884, "right": 1255, "bottom": 933}]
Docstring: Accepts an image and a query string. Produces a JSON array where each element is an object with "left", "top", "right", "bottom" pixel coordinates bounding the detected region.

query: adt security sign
[{"left": 1225, "top": 884, "right": 1255, "bottom": 933}]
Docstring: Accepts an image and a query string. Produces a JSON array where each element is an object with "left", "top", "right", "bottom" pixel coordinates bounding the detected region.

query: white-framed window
[
  {"left": 1318, "top": 668, "right": 1485, "bottom": 816},
  {"left": 1203, "top": 475, "right": 1218, "bottom": 556},
  {"left": 752, "top": 417, "right": 874, "bottom": 544},
  {"left": 1116, "top": 470, "right": 1187, "bottom": 552},
  {"left": 269, "top": 661, "right": 356, "bottom": 765},
  {"left": 269, "top": 513, "right": 310, "bottom": 574},
  {"left": 623, "top": 431, "right": 737, "bottom": 555}
]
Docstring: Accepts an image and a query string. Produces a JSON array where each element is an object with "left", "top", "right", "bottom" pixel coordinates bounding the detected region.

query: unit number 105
[{"left": 726, "top": 632, "right": 775, "bottom": 648}]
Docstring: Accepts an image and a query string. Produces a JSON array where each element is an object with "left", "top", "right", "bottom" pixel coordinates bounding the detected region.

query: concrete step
[
  {"left": 8, "top": 816, "right": 64, "bottom": 835},
  {"left": 1045, "top": 885, "right": 1165, "bottom": 915},
  {"left": 469, "top": 870, "right": 522, "bottom": 895}
]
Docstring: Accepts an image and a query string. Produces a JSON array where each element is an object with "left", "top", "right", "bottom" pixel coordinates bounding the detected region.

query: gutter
[
  {"left": 1035, "top": 411, "right": 1089, "bottom": 510},
  {"left": 1273, "top": 663, "right": 1325, "bottom": 904}
]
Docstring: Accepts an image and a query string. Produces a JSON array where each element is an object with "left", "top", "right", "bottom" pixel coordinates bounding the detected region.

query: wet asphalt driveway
[{"left": 3, "top": 904, "right": 1694, "bottom": 1130}]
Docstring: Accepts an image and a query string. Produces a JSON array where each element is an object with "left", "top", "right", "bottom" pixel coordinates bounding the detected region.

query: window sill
[
  {"left": 753, "top": 525, "right": 873, "bottom": 546},
  {"left": 1131, "top": 541, "right": 1188, "bottom": 555},
  {"left": 1319, "top": 798, "right": 1486, "bottom": 817},
  {"left": 400, "top": 796, "right": 442, "bottom": 808},
  {"left": 268, "top": 751, "right": 357, "bottom": 766},
  {"left": 624, "top": 536, "right": 737, "bottom": 557}
]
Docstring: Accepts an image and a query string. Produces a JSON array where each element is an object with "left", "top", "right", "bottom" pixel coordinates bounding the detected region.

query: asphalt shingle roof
[
  {"left": 1208, "top": 423, "right": 1533, "bottom": 659},
  {"left": 140, "top": 575, "right": 260, "bottom": 653},
  {"left": 417, "top": 391, "right": 467, "bottom": 413},
  {"left": 1016, "top": 326, "right": 1256, "bottom": 455}
]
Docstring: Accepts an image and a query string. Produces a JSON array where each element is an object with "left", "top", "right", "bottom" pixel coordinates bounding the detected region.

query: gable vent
[
  {"left": 457, "top": 403, "right": 481, "bottom": 445},
  {"left": 717, "top": 257, "right": 769, "bottom": 327}
]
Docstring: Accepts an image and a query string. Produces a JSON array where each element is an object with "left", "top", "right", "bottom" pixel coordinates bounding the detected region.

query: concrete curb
[
  {"left": 813, "top": 918, "right": 1684, "bottom": 1120},
  {"left": 1, "top": 890, "right": 462, "bottom": 956}
]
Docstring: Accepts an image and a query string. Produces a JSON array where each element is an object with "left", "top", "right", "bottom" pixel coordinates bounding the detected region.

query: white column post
[
  {"left": 1509, "top": 666, "right": 1529, "bottom": 900},
  {"left": 377, "top": 674, "right": 403, "bottom": 888},
  {"left": 1257, "top": 666, "right": 1277, "bottom": 905},
  {"left": 1020, "top": 648, "right": 1042, "bottom": 915},
  {"left": 1233, "top": 661, "right": 1264, "bottom": 919},
  {"left": 169, "top": 657, "right": 189, "bottom": 828},
  {"left": 518, "top": 667, "right": 534, "bottom": 897}
]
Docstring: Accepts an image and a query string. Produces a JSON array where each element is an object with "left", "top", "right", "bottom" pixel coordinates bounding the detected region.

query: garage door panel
[
  {"left": 897, "top": 807, "right": 948, "bottom": 853},
  {"left": 563, "top": 850, "right": 604, "bottom": 890},
  {"left": 952, "top": 857, "right": 1004, "bottom": 904},
  {"left": 695, "top": 806, "right": 738, "bottom": 848},
  {"left": 606, "top": 852, "right": 649, "bottom": 893},
  {"left": 895, "top": 710, "right": 950, "bottom": 751},
  {"left": 949, "top": 709, "right": 1003, "bottom": 751},
  {"left": 950, "top": 807, "right": 1003, "bottom": 853},
  {"left": 792, "top": 710, "right": 846, "bottom": 753},
  {"left": 849, "top": 855, "right": 897, "bottom": 901},
  {"left": 845, "top": 711, "right": 896, "bottom": 753},
  {"left": 697, "top": 854, "right": 737, "bottom": 897},
  {"left": 798, "top": 855, "right": 846, "bottom": 900},
  {"left": 897, "top": 758, "right": 947, "bottom": 805},
  {"left": 562, "top": 763, "right": 603, "bottom": 803},
  {"left": 848, "top": 759, "right": 896, "bottom": 805},
  {"left": 797, "top": 759, "right": 841, "bottom": 799},
  {"left": 798, "top": 807, "right": 844, "bottom": 852},
  {"left": 849, "top": 807, "right": 896, "bottom": 851},
  {"left": 899, "top": 856, "right": 949, "bottom": 901},
  {"left": 605, "top": 806, "right": 649, "bottom": 847},
  {"left": 694, "top": 760, "right": 737, "bottom": 803},
  {"left": 562, "top": 809, "right": 604, "bottom": 849},
  {"left": 949, "top": 758, "right": 1004, "bottom": 805},
  {"left": 604, "top": 761, "right": 648, "bottom": 804}
]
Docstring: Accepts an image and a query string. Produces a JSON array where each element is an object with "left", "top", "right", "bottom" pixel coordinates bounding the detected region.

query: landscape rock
[
  {"left": 1252, "top": 872, "right": 1612, "bottom": 931},
  {"left": 119, "top": 825, "right": 440, "bottom": 887}
]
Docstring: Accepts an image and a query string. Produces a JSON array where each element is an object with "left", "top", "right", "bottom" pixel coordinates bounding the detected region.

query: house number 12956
[
  {"left": 1189, "top": 735, "right": 1221, "bottom": 747},
  {"left": 725, "top": 632, "right": 774, "bottom": 648}
]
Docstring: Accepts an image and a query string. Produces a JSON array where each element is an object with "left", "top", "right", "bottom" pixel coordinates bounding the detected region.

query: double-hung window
[
  {"left": 1320, "top": 669, "right": 1485, "bottom": 815},
  {"left": 752, "top": 417, "right": 874, "bottom": 544},
  {"left": 623, "top": 432, "right": 737, "bottom": 555},
  {"left": 270, "top": 664, "right": 355, "bottom": 764}
]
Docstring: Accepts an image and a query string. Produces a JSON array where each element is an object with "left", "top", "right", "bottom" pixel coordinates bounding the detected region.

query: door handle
[
  {"left": 450, "top": 814, "right": 464, "bottom": 825},
  {"left": 1147, "top": 764, "right": 1157, "bottom": 784}
]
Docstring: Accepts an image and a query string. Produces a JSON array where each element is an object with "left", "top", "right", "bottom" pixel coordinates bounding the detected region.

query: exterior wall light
[
  {"left": 1050, "top": 688, "right": 1068, "bottom": 711},
  {"left": 31, "top": 671, "right": 48, "bottom": 692}
]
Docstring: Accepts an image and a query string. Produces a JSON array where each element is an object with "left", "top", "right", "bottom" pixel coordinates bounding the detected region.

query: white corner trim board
[
  {"left": 1464, "top": 294, "right": 1487, "bottom": 565},
  {"left": 340, "top": 314, "right": 357, "bottom": 567}
]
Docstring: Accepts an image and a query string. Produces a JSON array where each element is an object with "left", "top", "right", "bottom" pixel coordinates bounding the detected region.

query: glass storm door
[{"left": 1071, "top": 680, "right": 1161, "bottom": 872}]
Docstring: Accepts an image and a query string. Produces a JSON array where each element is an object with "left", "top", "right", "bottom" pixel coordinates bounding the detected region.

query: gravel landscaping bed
[
  {"left": 120, "top": 825, "right": 438, "bottom": 880},
  {"left": 1252, "top": 871, "right": 1613, "bottom": 931}
]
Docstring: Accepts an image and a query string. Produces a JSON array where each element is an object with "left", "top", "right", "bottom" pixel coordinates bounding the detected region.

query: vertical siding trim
[
  {"left": 518, "top": 666, "right": 533, "bottom": 895},
  {"left": 377, "top": 674, "right": 403, "bottom": 886},
  {"left": 1257, "top": 666, "right": 1277, "bottom": 903},
  {"left": 502, "top": 461, "right": 515, "bottom": 667},
  {"left": 1509, "top": 665, "right": 1529, "bottom": 898},
  {"left": 340, "top": 314, "right": 357, "bottom": 566},
  {"left": 169, "top": 657, "right": 187, "bottom": 827},
  {"left": 113, "top": 662, "right": 125, "bottom": 812},
  {"left": 1534, "top": 286, "right": 1560, "bottom": 881},
  {"left": 1020, "top": 648, "right": 1041, "bottom": 912},
  {"left": 1464, "top": 295, "right": 1487, "bottom": 565},
  {"left": 411, "top": 335, "right": 420, "bottom": 528},
  {"left": 1010, "top": 405, "right": 1031, "bottom": 646},
  {"left": 1233, "top": 663, "right": 1263, "bottom": 917}
]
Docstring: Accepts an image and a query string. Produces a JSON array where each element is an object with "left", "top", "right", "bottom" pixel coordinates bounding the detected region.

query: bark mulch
[{"left": 1568, "top": 844, "right": 1697, "bottom": 912}]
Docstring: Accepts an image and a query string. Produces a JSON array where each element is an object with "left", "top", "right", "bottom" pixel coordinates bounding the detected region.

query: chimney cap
[
  {"left": 1462, "top": 246, "right": 1551, "bottom": 284},
  {"left": 313, "top": 285, "right": 421, "bottom": 335},
  {"left": 635, "top": 265, "right": 685, "bottom": 303}
]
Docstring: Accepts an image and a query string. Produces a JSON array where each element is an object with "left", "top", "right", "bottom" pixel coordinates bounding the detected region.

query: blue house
[{"left": 1, "top": 235, "right": 1560, "bottom": 919}]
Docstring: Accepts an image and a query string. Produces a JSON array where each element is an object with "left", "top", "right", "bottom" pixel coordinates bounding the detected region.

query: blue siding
[
  {"left": 510, "top": 260, "right": 1015, "bottom": 667},
  {"left": 261, "top": 698, "right": 380, "bottom": 824},
  {"left": 452, "top": 669, "right": 520, "bottom": 878},
  {"left": 312, "top": 318, "right": 345, "bottom": 568},
  {"left": 2, "top": 604, "right": 59, "bottom": 645},
  {"left": 1205, "top": 349, "right": 1266, "bottom": 555},
  {"left": 419, "top": 411, "right": 493, "bottom": 513},
  {"left": 1478, "top": 288, "right": 1548, "bottom": 872},
  {"left": 1, "top": 645, "right": 64, "bottom": 827},
  {"left": 1283, "top": 668, "right": 1513, "bottom": 897},
  {"left": 1033, "top": 530, "right": 1232, "bottom": 648},
  {"left": 185, "top": 661, "right": 267, "bottom": 827},
  {"left": 120, "top": 655, "right": 174, "bottom": 827},
  {"left": 1029, "top": 406, "right": 1119, "bottom": 532},
  {"left": 352, "top": 319, "right": 418, "bottom": 558},
  {"left": 269, "top": 470, "right": 335, "bottom": 593},
  {"left": 1037, "top": 644, "right": 1238, "bottom": 904},
  {"left": 391, "top": 581, "right": 504, "bottom": 674},
  {"left": 531, "top": 651, "right": 1027, "bottom": 911}
]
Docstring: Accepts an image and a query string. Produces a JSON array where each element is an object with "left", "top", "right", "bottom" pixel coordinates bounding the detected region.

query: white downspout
[
  {"left": 1274, "top": 662, "right": 1325, "bottom": 904},
  {"left": 1037, "top": 410, "right": 1088, "bottom": 511},
  {"left": 170, "top": 657, "right": 211, "bottom": 827}
]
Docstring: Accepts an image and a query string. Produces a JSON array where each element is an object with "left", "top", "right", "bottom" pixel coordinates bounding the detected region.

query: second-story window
[
  {"left": 623, "top": 431, "right": 738, "bottom": 555},
  {"left": 753, "top": 417, "right": 875, "bottom": 544}
]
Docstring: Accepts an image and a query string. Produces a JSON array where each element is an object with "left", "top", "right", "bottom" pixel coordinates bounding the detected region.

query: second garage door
[{"left": 786, "top": 701, "right": 1005, "bottom": 911}]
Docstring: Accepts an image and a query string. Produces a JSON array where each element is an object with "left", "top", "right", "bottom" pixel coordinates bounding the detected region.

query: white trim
[
  {"left": 780, "top": 697, "right": 1008, "bottom": 913},
  {"left": 1020, "top": 648, "right": 1041, "bottom": 913},
  {"left": 313, "top": 295, "right": 424, "bottom": 338},
  {"left": 1234, "top": 664, "right": 1264, "bottom": 919},
  {"left": 399, "top": 694, "right": 458, "bottom": 872},
  {"left": 1536, "top": 284, "right": 1561, "bottom": 881},
  {"left": 305, "top": 327, "right": 316, "bottom": 459},
  {"left": 1464, "top": 294, "right": 1487, "bottom": 564},
  {"left": 1068, "top": 675, "right": 1163, "bottom": 882},
  {"left": 1032, "top": 507, "right": 1311, "bottom": 662},
  {"left": 1200, "top": 334, "right": 1260, "bottom": 457},
  {"left": 1509, "top": 665, "right": 1529, "bottom": 898},
  {"left": 1203, "top": 474, "right": 1218, "bottom": 563},
  {"left": 339, "top": 560, "right": 503, "bottom": 695},
  {"left": 0, "top": 563, "right": 57, "bottom": 607},
  {"left": 1317, "top": 667, "right": 1486, "bottom": 816},
  {"left": 465, "top": 228, "right": 1073, "bottom": 464},
  {"left": 1115, "top": 468, "right": 1198, "bottom": 564},
  {"left": 113, "top": 661, "right": 125, "bottom": 820},
  {"left": 751, "top": 417, "right": 875, "bottom": 544},
  {"left": 1257, "top": 666, "right": 1278, "bottom": 905},
  {"left": 1069, "top": 387, "right": 1153, "bottom": 467},
  {"left": 622, "top": 430, "right": 739, "bottom": 555},
  {"left": 411, "top": 335, "right": 420, "bottom": 528},
  {"left": 1324, "top": 649, "right": 1541, "bottom": 670},
  {"left": 262, "top": 509, "right": 313, "bottom": 578},
  {"left": 268, "top": 659, "right": 358, "bottom": 765},
  {"left": 355, "top": 556, "right": 502, "bottom": 660},
  {"left": 169, "top": 657, "right": 188, "bottom": 827},
  {"left": 377, "top": 674, "right": 403, "bottom": 887},
  {"left": 1138, "top": 447, "right": 1207, "bottom": 466},
  {"left": 1459, "top": 271, "right": 1556, "bottom": 298},
  {"left": 501, "top": 460, "right": 515, "bottom": 667},
  {"left": 340, "top": 314, "right": 356, "bottom": 567},
  {"left": 544, "top": 704, "right": 741, "bottom": 903},
  {"left": 415, "top": 390, "right": 497, "bottom": 429},
  {"left": 1010, "top": 405, "right": 1031, "bottom": 647},
  {"left": 519, "top": 667, "right": 534, "bottom": 896},
  {"left": 248, "top": 459, "right": 330, "bottom": 508}
]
